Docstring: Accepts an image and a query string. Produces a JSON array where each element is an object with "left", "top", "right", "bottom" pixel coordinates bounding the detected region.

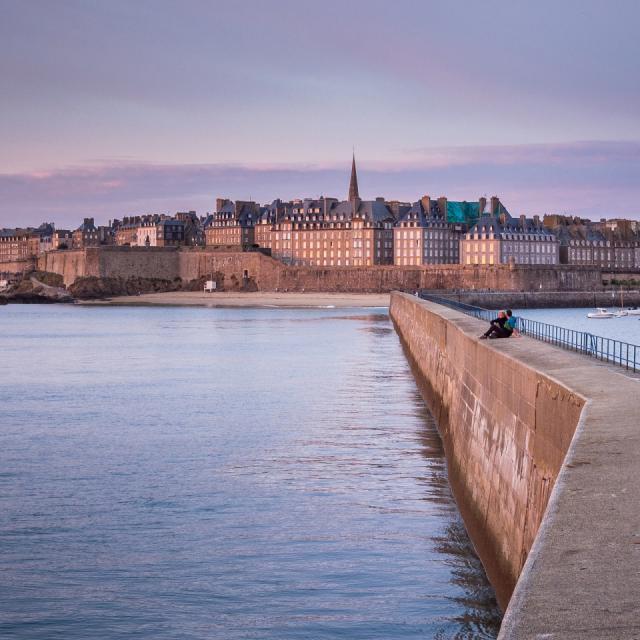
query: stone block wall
[
  {"left": 38, "top": 250, "right": 89, "bottom": 285},
  {"left": 389, "top": 292, "right": 584, "bottom": 608},
  {"left": 0, "top": 257, "right": 36, "bottom": 275},
  {"left": 38, "top": 246, "right": 606, "bottom": 293}
]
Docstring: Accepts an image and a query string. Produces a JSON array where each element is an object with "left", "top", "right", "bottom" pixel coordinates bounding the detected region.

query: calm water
[
  {"left": 515, "top": 307, "right": 640, "bottom": 344},
  {"left": 0, "top": 305, "right": 500, "bottom": 639}
]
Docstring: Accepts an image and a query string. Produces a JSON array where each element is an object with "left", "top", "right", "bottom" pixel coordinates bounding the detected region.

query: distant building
[
  {"left": 462, "top": 208, "right": 559, "bottom": 265},
  {"left": 53, "top": 229, "right": 73, "bottom": 250},
  {"left": 126, "top": 216, "right": 186, "bottom": 247},
  {"left": 72, "top": 218, "right": 99, "bottom": 248},
  {"left": 33, "top": 223, "right": 55, "bottom": 254},
  {"left": 155, "top": 219, "right": 185, "bottom": 247},
  {"left": 269, "top": 156, "right": 395, "bottom": 266},
  {"left": 204, "top": 199, "right": 259, "bottom": 248},
  {"left": 175, "top": 211, "right": 203, "bottom": 246},
  {"left": 0, "top": 229, "right": 35, "bottom": 261},
  {"left": 115, "top": 217, "right": 142, "bottom": 246},
  {"left": 97, "top": 225, "right": 115, "bottom": 246},
  {"left": 254, "top": 200, "right": 289, "bottom": 250},
  {"left": 393, "top": 195, "right": 475, "bottom": 266},
  {"left": 545, "top": 215, "right": 640, "bottom": 269}
]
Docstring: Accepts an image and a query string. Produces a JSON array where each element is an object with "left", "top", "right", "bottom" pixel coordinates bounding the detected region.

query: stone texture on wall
[
  {"left": 0, "top": 257, "right": 36, "bottom": 275},
  {"left": 38, "top": 246, "right": 605, "bottom": 292},
  {"left": 389, "top": 292, "right": 584, "bottom": 609},
  {"left": 38, "top": 250, "right": 90, "bottom": 285}
]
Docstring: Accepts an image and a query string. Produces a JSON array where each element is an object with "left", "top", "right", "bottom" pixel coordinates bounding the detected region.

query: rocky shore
[
  {"left": 1, "top": 273, "right": 225, "bottom": 303},
  {"left": 0, "top": 273, "right": 73, "bottom": 304}
]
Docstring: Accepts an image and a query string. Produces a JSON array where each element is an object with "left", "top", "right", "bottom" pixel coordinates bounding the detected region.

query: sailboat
[{"left": 615, "top": 288, "right": 628, "bottom": 317}]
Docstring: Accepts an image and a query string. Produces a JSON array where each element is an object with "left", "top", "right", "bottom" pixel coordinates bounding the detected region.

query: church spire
[{"left": 348, "top": 152, "right": 360, "bottom": 201}]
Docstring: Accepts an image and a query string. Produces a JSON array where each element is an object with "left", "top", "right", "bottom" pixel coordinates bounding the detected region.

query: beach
[{"left": 80, "top": 291, "right": 391, "bottom": 308}]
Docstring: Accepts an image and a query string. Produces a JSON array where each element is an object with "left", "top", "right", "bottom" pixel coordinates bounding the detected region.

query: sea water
[
  {"left": 515, "top": 307, "right": 640, "bottom": 345},
  {"left": 0, "top": 304, "right": 500, "bottom": 639}
]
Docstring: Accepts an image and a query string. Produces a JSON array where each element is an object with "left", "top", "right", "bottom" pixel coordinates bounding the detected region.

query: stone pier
[{"left": 390, "top": 292, "right": 640, "bottom": 638}]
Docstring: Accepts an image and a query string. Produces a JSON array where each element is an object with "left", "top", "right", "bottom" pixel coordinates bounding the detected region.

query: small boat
[
  {"left": 587, "top": 308, "right": 615, "bottom": 319},
  {"left": 614, "top": 288, "right": 628, "bottom": 317},
  {"left": 625, "top": 307, "right": 640, "bottom": 316}
]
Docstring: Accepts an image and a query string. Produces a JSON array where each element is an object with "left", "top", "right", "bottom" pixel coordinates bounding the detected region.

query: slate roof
[
  {"left": 157, "top": 219, "right": 184, "bottom": 227},
  {"left": 469, "top": 214, "right": 556, "bottom": 239},
  {"left": 76, "top": 219, "right": 97, "bottom": 232},
  {"left": 356, "top": 200, "right": 394, "bottom": 223}
]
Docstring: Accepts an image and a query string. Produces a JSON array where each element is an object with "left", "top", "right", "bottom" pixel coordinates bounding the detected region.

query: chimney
[
  {"left": 533, "top": 214, "right": 540, "bottom": 227},
  {"left": 420, "top": 195, "right": 431, "bottom": 214},
  {"left": 490, "top": 196, "right": 500, "bottom": 215},
  {"left": 216, "top": 198, "right": 228, "bottom": 213},
  {"left": 519, "top": 214, "right": 527, "bottom": 229},
  {"left": 437, "top": 196, "right": 448, "bottom": 218},
  {"left": 479, "top": 197, "right": 487, "bottom": 215}
]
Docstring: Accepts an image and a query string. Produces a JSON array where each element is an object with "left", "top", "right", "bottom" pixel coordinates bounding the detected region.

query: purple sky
[{"left": 1, "top": 0, "right": 639, "bottom": 226}]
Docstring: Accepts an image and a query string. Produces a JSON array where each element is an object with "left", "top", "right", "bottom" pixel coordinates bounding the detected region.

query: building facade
[
  {"left": 268, "top": 158, "right": 395, "bottom": 267},
  {"left": 393, "top": 196, "right": 474, "bottom": 266},
  {"left": 72, "top": 218, "right": 100, "bottom": 248},
  {"left": 0, "top": 229, "right": 35, "bottom": 261},
  {"left": 544, "top": 215, "right": 640, "bottom": 269},
  {"left": 462, "top": 212, "right": 559, "bottom": 265},
  {"left": 204, "top": 199, "right": 259, "bottom": 248}
]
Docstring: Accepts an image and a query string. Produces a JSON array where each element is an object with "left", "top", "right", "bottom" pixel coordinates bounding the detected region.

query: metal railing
[{"left": 419, "top": 293, "right": 640, "bottom": 373}]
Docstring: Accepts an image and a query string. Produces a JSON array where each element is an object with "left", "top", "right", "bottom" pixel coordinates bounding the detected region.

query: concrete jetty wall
[
  {"left": 390, "top": 292, "right": 640, "bottom": 638},
  {"left": 390, "top": 291, "right": 584, "bottom": 606}
]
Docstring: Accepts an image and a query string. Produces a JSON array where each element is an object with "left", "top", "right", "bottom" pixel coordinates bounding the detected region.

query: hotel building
[
  {"left": 270, "top": 157, "right": 394, "bottom": 266},
  {"left": 393, "top": 196, "right": 477, "bottom": 266},
  {"left": 462, "top": 209, "right": 559, "bottom": 265},
  {"left": 204, "top": 199, "right": 259, "bottom": 248}
]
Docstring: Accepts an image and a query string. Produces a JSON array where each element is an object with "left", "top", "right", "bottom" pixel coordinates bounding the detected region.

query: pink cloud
[{"left": 1, "top": 141, "right": 639, "bottom": 227}]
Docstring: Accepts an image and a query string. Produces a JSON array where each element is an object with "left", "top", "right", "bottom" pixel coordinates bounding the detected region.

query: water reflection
[
  {"left": 409, "top": 389, "right": 502, "bottom": 638},
  {"left": 0, "top": 305, "right": 500, "bottom": 639},
  {"left": 432, "top": 519, "right": 502, "bottom": 639}
]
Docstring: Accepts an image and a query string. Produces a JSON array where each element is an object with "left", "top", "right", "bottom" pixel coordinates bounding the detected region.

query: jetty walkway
[{"left": 390, "top": 292, "right": 640, "bottom": 639}]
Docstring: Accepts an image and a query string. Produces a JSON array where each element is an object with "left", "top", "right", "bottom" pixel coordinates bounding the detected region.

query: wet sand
[{"left": 80, "top": 291, "right": 391, "bottom": 308}]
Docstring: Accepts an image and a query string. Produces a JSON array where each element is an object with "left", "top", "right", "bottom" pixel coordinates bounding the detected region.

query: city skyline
[{"left": 2, "top": 0, "right": 640, "bottom": 226}]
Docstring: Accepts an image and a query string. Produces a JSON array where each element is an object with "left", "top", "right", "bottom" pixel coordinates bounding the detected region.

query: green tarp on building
[{"left": 446, "top": 201, "right": 480, "bottom": 225}]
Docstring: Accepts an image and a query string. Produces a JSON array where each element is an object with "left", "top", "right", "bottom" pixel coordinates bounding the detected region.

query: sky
[{"left": 1, "top": 0, "right": 639, "bottom": 227}]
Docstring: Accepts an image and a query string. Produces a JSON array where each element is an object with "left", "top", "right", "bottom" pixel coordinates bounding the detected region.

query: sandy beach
[{"left": 80, "top": 291, "right": 391, "bottom": 308}]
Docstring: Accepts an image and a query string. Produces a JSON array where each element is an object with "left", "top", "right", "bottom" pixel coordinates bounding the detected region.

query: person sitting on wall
[
  {"left": 504, "top": 309, "right": 520, "bottom": 338},
  {"left": 479, "top": 309, "right": 520, "bottom": 339},
  {"left": 479, "top": 310, "right": 508, "bottom": 339}
]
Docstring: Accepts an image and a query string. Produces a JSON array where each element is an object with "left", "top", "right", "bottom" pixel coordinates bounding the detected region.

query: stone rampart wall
[
  {"left": 177, "top": 251, "right": 604, "bottom": 293},
  {"left": 39, "top": 247, "right": 606, "bottom": 292},
  {"left": 0, "top": 258, "right": 36, "bottom": 275},
  {"left": 389, "top": 292, "right": 584, "bottom": 608},
  {"left": 95, "top": 246, "right": 181, "bottom": 281},
  {"left": 38, "top": 251, "right": 89, "bottom": 285}
]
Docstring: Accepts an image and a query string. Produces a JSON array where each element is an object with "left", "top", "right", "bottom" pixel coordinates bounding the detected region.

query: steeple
[{"left": 348, "top": 152, "right": 360, "bottom": 202}]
